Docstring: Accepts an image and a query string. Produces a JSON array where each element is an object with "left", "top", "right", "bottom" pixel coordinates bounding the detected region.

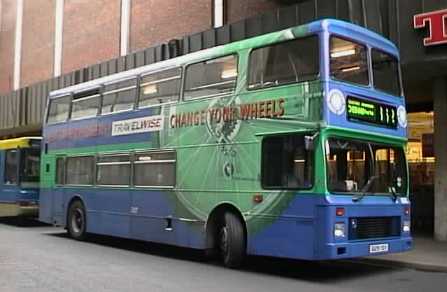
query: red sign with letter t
[{"left": 414, "top": 9, "right": 447, "bottom": 46}]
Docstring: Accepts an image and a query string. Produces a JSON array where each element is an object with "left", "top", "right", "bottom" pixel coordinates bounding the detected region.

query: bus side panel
[
  {"left": 0, "top": 149, "right": 20, "bottom": 216},
  {"left": 63, "top": 189, "right": 132, "bottom": 238},
  {"left": 130, "top": 189, "right": 206, "bottom": 249},
  {"left": 246, "top": 195, "right": 318, "bottom": 260},
  {"left": 129, "top": 189, "right": 175, "bottom": 244},
  {"left": 39, "top": 189, "right": 55, "bottom": 224},
  {"left": 0, "top": 151, "right": 4, "bottom": 185},
  {"left": 39, "top": 188, "right": 65, "bottom": 225}
]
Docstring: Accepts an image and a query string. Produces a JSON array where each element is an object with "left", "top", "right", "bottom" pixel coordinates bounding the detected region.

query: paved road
[{"left": 0, "top": 218, "right": 446, "bottom": 292}]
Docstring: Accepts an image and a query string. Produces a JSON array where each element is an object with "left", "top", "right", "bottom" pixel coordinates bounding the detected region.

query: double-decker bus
[
  {"left": 39, "top": 19, "right": 412, "bottom": 267},
  {"left": 0, "top": 137, "right": 41, "bottom": 217}
]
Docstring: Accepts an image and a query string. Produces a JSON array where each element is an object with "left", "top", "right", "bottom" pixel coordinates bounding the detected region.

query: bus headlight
[
  {"left": 397, "top": 105, "right": 407, "bottom": 128},
  {"left": 327, "top": 89, "right": 346, "bottom": 115},
  {"left": 334, "top": 223, "right": 346, "bottom": 238},
  {"left": 403, "top": 220, "right": 411, "bottom": 233}
]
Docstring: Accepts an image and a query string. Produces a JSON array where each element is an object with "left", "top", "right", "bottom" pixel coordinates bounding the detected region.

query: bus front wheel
[
  {"left": 218, "top": 212, "right": 246, "bottom": 268},
  {"left": 67, "top": 200, "right": 87, "bottom": 240}
]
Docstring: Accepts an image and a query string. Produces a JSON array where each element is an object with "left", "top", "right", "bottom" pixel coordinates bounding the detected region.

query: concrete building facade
[{"left": 0, "top": 0, "right": 446, "bottom": 240}]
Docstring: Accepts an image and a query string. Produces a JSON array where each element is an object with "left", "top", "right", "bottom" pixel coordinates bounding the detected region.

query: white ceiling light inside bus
[
  {"left": 330, "top": 47, "right": 356, "bottom": 58},
  {"left": 397, "top": 105, "right": 407, "bottom": 128},
  {"left": 143, "top": 84, "right": 158, "bottom": 95},
  {"left": 327, "top": 89, "right": 346, "bottom": 115},
  {"left": 138, "top": 156, "right": 152, "bottom": 161},
  {"left": 221, "top": 68, "right": 237, "bottom": 79},
  {"left": 341, "top": 66, "right": 360, "bottom": 73}
]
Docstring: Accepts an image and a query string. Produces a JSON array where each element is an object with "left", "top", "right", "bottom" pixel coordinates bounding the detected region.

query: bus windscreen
[
  {"left": 330, "top": 37, "right": 369, "bottom": 86},
  {"left": 372, "top": 49, "right": 401, "bottom": 97},
  {"left": 20, "top": 148, "right": 41, "bottom": 187},
  {"left": 326, "top": 138, "right": 407, "bottom": 196}
]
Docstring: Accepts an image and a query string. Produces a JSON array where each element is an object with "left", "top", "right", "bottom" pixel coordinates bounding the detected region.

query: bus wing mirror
[{"left": 304, "top": 133, "right": 319, "bottom": 151}]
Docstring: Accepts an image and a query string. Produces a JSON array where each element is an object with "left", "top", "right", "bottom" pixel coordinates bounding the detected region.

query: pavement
[{"left": 357, "top": 236, "right": 447, "bottom": 273}]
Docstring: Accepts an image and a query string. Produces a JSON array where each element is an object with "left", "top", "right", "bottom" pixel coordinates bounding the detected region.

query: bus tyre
[
  {"left": 67, "top": 200, "right": 87, "bottom": 240},
  {"left": 219, "top": 212, "right": 245, "bottom": 268}
]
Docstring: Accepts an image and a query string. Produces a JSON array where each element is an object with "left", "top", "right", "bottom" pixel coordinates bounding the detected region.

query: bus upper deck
[
  {"left": 0, "top": 137, "right": 41, "bottom": 217},
  {"left": 44, "top": 19, "right": 405, "bottom": 141}
]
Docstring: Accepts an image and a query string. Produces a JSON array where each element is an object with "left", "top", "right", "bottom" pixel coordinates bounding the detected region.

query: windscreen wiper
[
  {"left": 389, "top": 186, "right": 398, "bottom": 202},
  {"left": 352, "top": 175, "right": 379, "bottom": 202}
]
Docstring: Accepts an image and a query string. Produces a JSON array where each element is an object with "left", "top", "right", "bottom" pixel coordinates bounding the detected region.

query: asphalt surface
[{"left": 0, "top": 218, "right": 446, "bottom": 292}]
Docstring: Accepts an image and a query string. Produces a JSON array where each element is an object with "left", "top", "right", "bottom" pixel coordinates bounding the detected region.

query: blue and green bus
[
  {"left": 0, "top": 137, "right": 41, "bottom": 217},
  {"left": 39, "top": 19, "right": 412, "bottom": 267}
]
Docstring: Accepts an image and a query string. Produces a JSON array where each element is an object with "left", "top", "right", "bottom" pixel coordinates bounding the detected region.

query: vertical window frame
[{"left": 55, "top": 156, "right": 66, "bottom": 186}]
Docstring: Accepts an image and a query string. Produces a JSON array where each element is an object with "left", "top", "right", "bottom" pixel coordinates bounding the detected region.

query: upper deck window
[
  {"left": 184, "top": 55, "right": 238, "bottom": 100},
  {"left": 372, "top": 49, "right": 401, "bottom": 96},
  {"left": 139, "top": 68, "right": 181, "bottom": 108},
  {"left": 47, "top": 95, "right": 71, "bottom": 124},
  {"left": 71, "top": 89, "right": 101, "bottom": 120},
  {"left": 330, "top": 37, "right": 368, "bottom": 86},
  {"left": 248, "top": 36, "right": 319, "bottom": 89},
  {"left": 102, "top": 78, "right": 137, "bottom": 114}
]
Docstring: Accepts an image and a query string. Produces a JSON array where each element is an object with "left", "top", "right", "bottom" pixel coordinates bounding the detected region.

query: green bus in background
[{"left": 39, "top": 19, "right": 412, "bottom": 268}]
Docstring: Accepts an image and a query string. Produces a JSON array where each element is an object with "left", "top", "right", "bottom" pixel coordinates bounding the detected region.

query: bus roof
[
  {"left": 0, "top": 137, "right": 42, "bottom": 150},
  {"left": 49, "top": 19, "right": 399, "bottom": 98}
]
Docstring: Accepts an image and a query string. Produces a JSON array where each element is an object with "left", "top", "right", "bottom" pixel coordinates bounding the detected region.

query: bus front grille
[{"left": 348, "top": 216, "right": 400, "bottom": 240}]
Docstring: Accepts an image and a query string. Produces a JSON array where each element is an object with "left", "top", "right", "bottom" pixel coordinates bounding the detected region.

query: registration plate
[{"left": 369, "top": 243, "right": 389, "bottom": 254}]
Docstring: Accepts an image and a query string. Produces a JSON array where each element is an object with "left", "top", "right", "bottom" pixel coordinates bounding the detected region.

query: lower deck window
[
  {"left": 57, "top": 151, "right": 176, "bottom": 188},
  {"left": 66, "top": 156, "right": 94, "bottom": 185},
  {"left": 96, "top": 155, "right": 131, "bottom": 186},
  {"left": 262, "top": 134, "right": 314, "bottom": 189},
  {"left": 56, "top": 157, "right": 65, "bottom": 185},
  {"left": 134, "top": 151, "right": 176, "bottom": 187}
]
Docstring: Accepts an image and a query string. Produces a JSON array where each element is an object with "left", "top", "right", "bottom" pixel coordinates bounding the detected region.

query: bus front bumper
[
  {"left": 319, "top": 236, "right": 413, "bottom": 259},
  {"left": 0, "top": 202, "right": 39, "bottom": 217}
]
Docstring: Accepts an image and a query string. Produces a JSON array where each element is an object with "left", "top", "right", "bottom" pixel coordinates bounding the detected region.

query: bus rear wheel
[
  {"left": 67, "top": 200, "right": 87, "bottom": 240},
  {"left": 218, "top": 212, "right": 246, "bottom": 268}
]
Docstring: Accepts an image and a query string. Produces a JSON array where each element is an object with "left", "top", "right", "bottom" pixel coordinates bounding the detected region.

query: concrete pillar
[
  {"left": 213, "top": 0, "right": 224, "bottom": 28},
  {"left": 434, "top": 76, "right": 447, "bottom": 241},
  {"left": 54, "top": 0, "right": 64, "bottom": 77},
  {"left": 13, "top": 0, "right": 23, "bottom": 90},
  {"left": 120, "top": 0, "right": 131, "bottom": 56}
]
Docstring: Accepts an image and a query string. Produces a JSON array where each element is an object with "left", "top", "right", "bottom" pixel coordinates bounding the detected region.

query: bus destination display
[{"left": 346, "top": 97, "right": 397, "bottom": 128}]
